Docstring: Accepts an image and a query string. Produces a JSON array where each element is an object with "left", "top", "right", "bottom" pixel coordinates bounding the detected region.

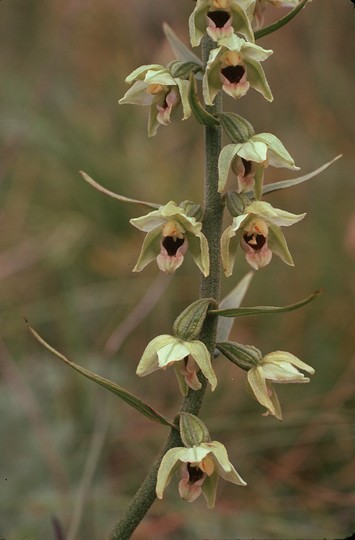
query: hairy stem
[{"left": 108, "top": 35, "right": 223, "bottom": 540}]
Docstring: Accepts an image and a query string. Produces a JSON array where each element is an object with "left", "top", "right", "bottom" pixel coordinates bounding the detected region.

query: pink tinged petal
[
  {"left": 206, "top": 12, "right": 234, "bottom": 42},
  {"left": 156, "top": 88, "right": 180, "bottom": 127},
  {"left": 244, "top": 243, "right": 273, "bottom": 270},
  {"left": 233, "top": 157, "right": 256, "bottom": 193},
  {"left": 220, "top": 65, "right": 250, "bottom": 100},
  {"left": 178, "top": 463, "right": 206, "bottom": 502},
  {"left": 156, "top": 236, "right": 188, "bottom": 274}
]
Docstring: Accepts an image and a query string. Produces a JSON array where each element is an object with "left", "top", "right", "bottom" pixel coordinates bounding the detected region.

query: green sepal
[
  {"left": 173, "top": 298, "right": 217, "bottom": 341},
  {"left": 179, "top": 413, "right": 211, "bottom": 448},
  {"left": 216, "top": 341, "right": 262, "bottom": 370},
  {"left": 209, "top": 290, "right": 322, "bottom": 317},
  {"left": 189, "top": 74, "right": 220, "bottom": 127},
  {"left": 27, "top": 322, "right": 176, "bottom": 429},
  {"left": 255, "top": 0, "right": 310, "bottom": 41},
  {"left": 218, "top": 112, "right": 255, "bottom": 143}
]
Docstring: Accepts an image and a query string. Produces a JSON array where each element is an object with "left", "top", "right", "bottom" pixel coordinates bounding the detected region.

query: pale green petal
[
  {"left": 156, "top": 447, "right": 188, "bottom": 499},
  {"left": 263, "top": 351, "right": 315, "bottom": 374},
  {"left": 148, "top": 102, "right": 160, "bottom": 137},
  {"left": 218, "top": 143, "right": 243, "bottom": 192},
  {"left": 268, "top": 384, "right": 282, "bottom": 421},
  {"left": 230, "top": 3, "right": 255, "bottom": 43},
  {"left": 157, "top": 339, "right": 191, "bottom": 367},
  {"left": 241, "top": 42, "right": 273, "bottom": 62},
  {"left": 253, "top": 133, "right": 299, "bottom": 170},
  {"left": 179, "top": 445, "right": 210, "bottom": 464},
  {"left": 186, "top": 341, "right": 217, "bottom": 391},
  {"left": 262, "top": 362, "right": 310, "bottom": 382},
  {"left": 124, "top": 64, "right": 165, "bottom": 83},
  {"left": 173, "top": 364, "right": 189, "bottom": 396},
  {"left": 203, "top": 46, "right": 223, "bottom": 105},
  {"left": 136, "top": 334, "right": 176, "bottom": 376},
  {"left": 130, "top": 210, "right": 166, "bottom": 232},
  {"left": 144, "top": 69, "right": 176, "bottom": 86},
  {"left": 237, "top": 140, "right": 268, "bottom": 163},
  {"left": 132, "top": 227, "right": 162, "bottom": 272},
  {"left": 267, "top": 224, "right": 294, "bottom": 266},
  {"left": 247, "top": 366, "right": 275, "bottom": 415}
]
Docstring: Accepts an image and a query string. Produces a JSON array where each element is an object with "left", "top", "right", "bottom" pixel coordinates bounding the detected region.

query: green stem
[{"left": 107, "top": 35, "right": 223, "bottom": 540}]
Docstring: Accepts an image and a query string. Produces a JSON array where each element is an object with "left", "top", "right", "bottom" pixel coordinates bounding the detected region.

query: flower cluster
[{"left": 115, "top": 0, "right": 316, "bottom": 511}]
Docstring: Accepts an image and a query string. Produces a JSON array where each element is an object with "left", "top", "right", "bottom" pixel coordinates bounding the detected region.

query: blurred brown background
[{"left": 0, "top": 1, "right": 354, "bottom": 539}]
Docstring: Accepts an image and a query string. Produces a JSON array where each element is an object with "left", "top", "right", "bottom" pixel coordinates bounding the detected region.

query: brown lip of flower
[
  {"left": 187, "top": 463, "right": 205, "bottom": 484},
  {"left": 207, "top": 10, "right": 231, "bottom": 27},
  {"left": 162, "top": 235, "right": 186, "bottom": 256},
  {"left": 221, "top": 64, "right": 245, "bottom": 84},
  {"left": 243, "top": 232, "right": 267, "bottom": 251}
]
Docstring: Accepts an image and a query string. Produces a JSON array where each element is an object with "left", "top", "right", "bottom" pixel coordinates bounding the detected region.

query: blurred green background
[{"left": 1, "top": 1, "right": 354, "bottom": 539}]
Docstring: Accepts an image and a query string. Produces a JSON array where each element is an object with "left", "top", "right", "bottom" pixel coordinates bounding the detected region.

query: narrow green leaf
[
  {"left": 80, "top": 171, "right": 160, "bottom": 210},
  {"left": 27, "top": 321, "right": 176, "bottom": 429},
  {"left": 209, "top": 290, "right": 322, "bottom": 317},
  {"left": 254, "top": 0, "right": 310, "bottom": 40},
  {"left": 261, "top": 155, "right": 342, "bottom": 196}
]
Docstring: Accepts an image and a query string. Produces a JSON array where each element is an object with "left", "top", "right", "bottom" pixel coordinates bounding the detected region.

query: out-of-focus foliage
[{"left": 0, "top": 1, "right": 354, "bottom": 539}]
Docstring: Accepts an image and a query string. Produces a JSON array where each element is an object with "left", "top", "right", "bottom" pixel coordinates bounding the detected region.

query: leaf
[
  {"left": 79, "top": 171, "right": 160, "bottom": 210},
  {"left": 210, "top": 290, "right": 322, "bottom": 317},
  {"left": 163, "top": 22, "right": 203, "bottom": 67},
  {"left": 261, "top": 155, "right": 342, "bottom": 196},
  {"left": 216, "top": 272, "right": 254, "bottom": 342},
  {"left": 27, "top": 321, "right": 176, "bottom": 429},
  {"left": 254, "top": 0, "right": 310, "bottom": 40}
]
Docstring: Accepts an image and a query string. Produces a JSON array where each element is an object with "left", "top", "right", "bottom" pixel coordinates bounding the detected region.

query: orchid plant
[{"left": 28, "top": 1, "right": 341, "bottom": 538}]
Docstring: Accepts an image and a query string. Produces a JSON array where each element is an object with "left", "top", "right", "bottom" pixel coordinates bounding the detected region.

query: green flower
[
  {"left": 130, "top": 201, "right": 209, "bottom": 276},
  {"left": 136, "top": 334, "right": 217, "bottom": 395},
  {"left": 221, "top": 200, "right": 305, "bottom": 274},
  {"left": 156, "top": 440, "right": 246, "bottom": 508},
  {"left": 119, "top": 64, "right": 191, "bottom": 137},
  {"left": 247, "top": 350, "right": 315, "bottom": 419},
  {"left": 203, "top": 34, "right": 273, "bottom": 105},
  {"left": 218, "top": 132, "right": 299, "bottom": 196},
  {"left": 189, "top": 0, "right": 254, "bottom": 47}
]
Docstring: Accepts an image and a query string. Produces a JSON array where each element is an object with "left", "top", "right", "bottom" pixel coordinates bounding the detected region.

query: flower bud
[
  {"left": 226, "top": 191, "right": 251, "bottom": 217},
  {"left": 179, "top": 200, "right": 203, "bottom": 221},
  {"left": 216, "top": 341, "right": 262, "bottom": 370},
  {"left": 168, "top": 60, "right": 202, "bottom": 80},
  {"left": 173, "top": 298, "right": 217, "bottom": 341},
  {"left": 179, "top": 412, "right": 211, "bottom": 448},
  {"left": 218, "top": 112, "right": 255, "bottom": 143}
]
